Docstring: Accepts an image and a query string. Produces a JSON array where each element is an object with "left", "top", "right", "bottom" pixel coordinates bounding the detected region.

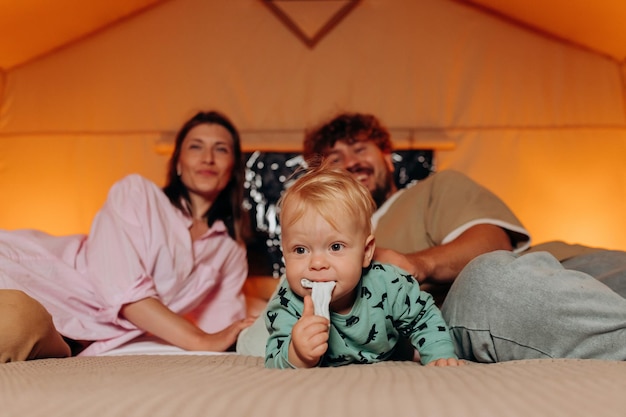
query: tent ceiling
[
  {"left": 1, "top": 0, "right": 625, "bottom": 71},
  {"left": 0, "top": 0, "right": 167, "bottom": 70},
  {"left": 460, "top": 0, "right": 626, "bottom": 62}
]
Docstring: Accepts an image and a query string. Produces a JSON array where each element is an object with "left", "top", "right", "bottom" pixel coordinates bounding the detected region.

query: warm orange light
[{"left": 437, "top": 131, "right": 626, "bottom": 251}]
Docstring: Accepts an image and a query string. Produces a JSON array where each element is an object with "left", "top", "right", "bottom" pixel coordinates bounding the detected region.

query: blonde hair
[{"left": 278, "top": 166, "right": 376, "bottom": 233}]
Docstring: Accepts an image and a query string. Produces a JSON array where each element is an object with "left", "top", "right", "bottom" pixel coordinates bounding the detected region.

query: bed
[
  {"left": 1, "top": 352, "right": 624, "bottom": 417},
  {"left": 3, "top": 150, "right": 624, "bottom": 417}
]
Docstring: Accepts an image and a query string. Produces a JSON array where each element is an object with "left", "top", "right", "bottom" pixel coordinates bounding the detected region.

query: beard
[
  {"left": 347, "top": 163, "right": 395, "bottom": 208},
  {"left": 370, "top": 169, "right": 395, "bottom": 208}
]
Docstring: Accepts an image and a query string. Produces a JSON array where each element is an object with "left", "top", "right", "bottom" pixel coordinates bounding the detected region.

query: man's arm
[{"left": 374, "top": 224, "right": 512, "bottom": 285}]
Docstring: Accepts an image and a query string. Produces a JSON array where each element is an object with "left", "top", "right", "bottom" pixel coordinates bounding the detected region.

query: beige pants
[{"left": 0, "top": 290, "right": 71, "bottom": 363}]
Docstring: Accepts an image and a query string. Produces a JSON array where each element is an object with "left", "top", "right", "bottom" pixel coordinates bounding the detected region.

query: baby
[{"left": 264, "top": 167, "right": 462, "bottom": 368}]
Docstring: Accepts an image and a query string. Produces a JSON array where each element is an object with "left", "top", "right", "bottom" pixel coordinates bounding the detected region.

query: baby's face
[{"left": 281, "top": 206, "right": 374, "bottom": 315}]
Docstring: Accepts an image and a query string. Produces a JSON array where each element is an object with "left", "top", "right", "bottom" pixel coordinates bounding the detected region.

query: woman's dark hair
[{"left": 163, "top": 111, "right": 248, "bottom": 243}]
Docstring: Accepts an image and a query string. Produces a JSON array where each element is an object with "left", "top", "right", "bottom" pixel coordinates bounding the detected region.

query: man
[
  {"left": 302, "top": 113, "right": 529, "bottom": 300},
  {"left": 237, "top": 112, "right": 626, "bottom": 362}
]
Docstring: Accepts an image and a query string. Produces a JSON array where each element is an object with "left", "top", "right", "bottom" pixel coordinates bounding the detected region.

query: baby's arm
[
  {"left": 289, "top": 295, "right": 329, "bottom": 368},
  {"left": 406, "top": 292, "right": 460, "bottom": 365},
  {"left": 426, "top": 357, "right": 465, "bottom": 367},
  {"left": 388, "top": 270, "right": 459, "bottom": 365}
]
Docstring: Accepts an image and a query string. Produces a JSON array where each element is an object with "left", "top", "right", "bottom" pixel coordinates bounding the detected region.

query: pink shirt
[{"left": 0, "top": 174, "right": 247, "bottom": 355}]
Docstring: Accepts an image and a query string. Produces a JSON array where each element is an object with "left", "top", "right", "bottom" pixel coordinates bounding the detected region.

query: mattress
[{"left": 1, "top": 355, "right": 624, "bottom": 417}]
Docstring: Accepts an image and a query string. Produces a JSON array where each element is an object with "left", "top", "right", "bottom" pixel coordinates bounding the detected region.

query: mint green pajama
[{"left": 265, "top": 262, "right": 457, "bottom": 369}]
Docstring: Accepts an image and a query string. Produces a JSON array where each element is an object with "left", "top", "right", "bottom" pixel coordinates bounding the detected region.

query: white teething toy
[{"left": 301, "top": 278, "right": 336, "bottom": 320}]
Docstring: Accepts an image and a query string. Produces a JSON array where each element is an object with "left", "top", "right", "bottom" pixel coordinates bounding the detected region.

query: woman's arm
[
  {"left": 374, "top": 224, "right": 512, "bottom": 285},
  {"left": 121, "top": 297, "right": 253, "bottom": 352}
]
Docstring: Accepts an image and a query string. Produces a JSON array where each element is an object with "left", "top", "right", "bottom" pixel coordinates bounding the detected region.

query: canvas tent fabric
[
  {"left": 3, "top": 0, "right": 626, "bottom": 70},
  {"left": 0, "top": 0, "right": 625, "bottom": 251},
  {"left": 461, "top": 0, "right": 626, "bottom": 62}
]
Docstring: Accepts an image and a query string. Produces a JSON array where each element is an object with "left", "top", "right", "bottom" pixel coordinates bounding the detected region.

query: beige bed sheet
[{"left": 1, "top": 355, "right": 624, "bottom": 417}]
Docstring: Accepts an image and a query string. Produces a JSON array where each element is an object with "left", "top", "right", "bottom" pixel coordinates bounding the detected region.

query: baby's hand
[
  {"left": 289, "top": 295, "right": 329, "bottom": 368},
  {"left": 425, "top": 358, "right": 466, "bottom": 367}
]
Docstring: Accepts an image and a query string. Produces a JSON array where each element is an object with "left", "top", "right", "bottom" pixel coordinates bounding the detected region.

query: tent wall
[{"left": 1, "top": 0, "right": 625, "bottom": 250}]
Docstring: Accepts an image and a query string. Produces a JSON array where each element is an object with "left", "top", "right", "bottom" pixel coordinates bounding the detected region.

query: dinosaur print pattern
[{"left": 264, "top": 262, "right": 457, "bottom": 368}]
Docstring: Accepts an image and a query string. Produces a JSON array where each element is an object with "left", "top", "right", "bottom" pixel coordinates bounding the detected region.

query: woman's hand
[
  {"left": 200, "top": 317, "right": 256, "bottom": 352},
  {"left": 121, "top": 297, "right": 254, "bottom": 352}
]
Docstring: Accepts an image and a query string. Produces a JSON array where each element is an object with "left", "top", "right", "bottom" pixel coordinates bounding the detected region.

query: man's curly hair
[{"left": 303, "top": 113, "right": 393, "bottom": 165}]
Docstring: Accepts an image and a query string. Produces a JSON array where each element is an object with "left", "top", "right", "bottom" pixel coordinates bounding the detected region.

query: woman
[{"left": 0, "top": 111, "right": 254, "bottom": 362}]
